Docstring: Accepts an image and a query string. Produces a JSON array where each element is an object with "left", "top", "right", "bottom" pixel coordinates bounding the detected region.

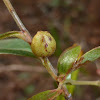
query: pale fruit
[{"left": 31, "top": 31, "right": 56, "bottom": 57}]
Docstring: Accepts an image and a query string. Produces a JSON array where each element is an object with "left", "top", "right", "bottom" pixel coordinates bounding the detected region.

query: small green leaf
[
  {"left": 28, "top": 90, "right": 57, "bottom": 100},
  {"left": 0, "top": 39, "right": 35, "bottom": 57},
  {"left": 0, "top": 31, "right": 26, "bottom": 40},
  {"left": 71, "top": 69, "right": 79, "bottom": 80},
  {"left": 80, "top": 46, "right": 100, "bottom": 64},
  {"left": 56, "top": 95, "right": 65, "bottom": 100},
  {"left": 66, "top": 70, "right": 79, "bottom": 94},
  {"left": 58, "top": 45, "right": 81, "bottom": 74}
]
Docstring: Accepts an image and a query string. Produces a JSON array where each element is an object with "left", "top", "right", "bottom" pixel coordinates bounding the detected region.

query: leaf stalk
[{"left": 64, "top": 80, "right": 100, "bottom": 87}]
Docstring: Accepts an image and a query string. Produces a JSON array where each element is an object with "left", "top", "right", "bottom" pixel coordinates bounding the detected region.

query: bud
[{"left": 31, "top": 31, "right": 56, "bottom": 57}]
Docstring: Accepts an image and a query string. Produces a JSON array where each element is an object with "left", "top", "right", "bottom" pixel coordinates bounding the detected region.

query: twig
[
  {"left": 64, "top": 79, "right": 100, "bottom": 87},
  {"left": 40, "top": 57, "right": 58, "bottom": 81},
  {"left": 3, "top": 0, "right": 32, "bottom": 44}
]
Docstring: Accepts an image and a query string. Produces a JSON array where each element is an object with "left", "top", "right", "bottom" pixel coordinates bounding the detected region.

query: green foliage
[
  {"left": 0, "top": 31, "right": 25, "bottom": 40},
  {"left": 80, "top": 46, "right": 100, "bottom": 64},
  {"left": 66, "top": 70, "right": 79, "bottom": 94},
  {"left": 28, "top": 90, "right": 57, "bottom": 100},
  {"left": 57, "top": 45, "right": 81, "bottom": 74},
  {"left": 56, "top": 95, "right": 65, "bottom": 100},
  {"left": 0, "top": 39, "right": 34, "bottom": 57}
]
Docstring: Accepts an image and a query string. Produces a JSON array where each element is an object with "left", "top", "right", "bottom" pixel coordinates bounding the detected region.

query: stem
[
  {"left": 3, "top": 0, "right": 32, "bottom": 43},
  {"left": 62, "top": 85, "right": 72, "bottom": 100},
  {"left": 64, "top": 80, "right": 100, "bottom": 87},
  {"left": 40, "top": 57, "right": 58, "bottom": 81}
]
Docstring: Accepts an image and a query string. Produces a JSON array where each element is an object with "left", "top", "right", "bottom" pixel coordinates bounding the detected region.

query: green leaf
[
  {"left": 80, "top": 46, "right": 100, "bottom": 64},
  {"left": 0, "top": 39, "right": 35, "bottom": 57},
  {"left": 56, "top": 95, "right": 65, "bottom": 100},
  {"left": 71, "top": 69, "right": 79, "bottom": 80},
  {"left": 0, "top": 31, "right": 26, "bottom": 40},
  {"left": 66, "top": 70, "right": 79, "bottom": 94},
  {"left": 28, "top": 90, "right": 57, "bottom": 100},
  {"left": 57, "top": 45, "right": 81, "bottom": 74}
]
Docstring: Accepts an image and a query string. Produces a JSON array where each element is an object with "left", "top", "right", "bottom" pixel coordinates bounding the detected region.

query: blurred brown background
[{"left": 0, "top": 0, "right": 100, "bottom": 100}]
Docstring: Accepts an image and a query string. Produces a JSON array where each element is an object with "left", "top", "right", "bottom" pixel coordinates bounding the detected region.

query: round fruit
[{"left": 31, "top": 31, "right": 56, "bottom": 57}]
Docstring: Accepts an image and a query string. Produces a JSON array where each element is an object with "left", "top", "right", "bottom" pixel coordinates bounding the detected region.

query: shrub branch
[
  {"left": 40, "top": 57, "right": 58, "bottom": 81},
  {"left": 3, "top": 0, "right": 32, "bottom": 44}
]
